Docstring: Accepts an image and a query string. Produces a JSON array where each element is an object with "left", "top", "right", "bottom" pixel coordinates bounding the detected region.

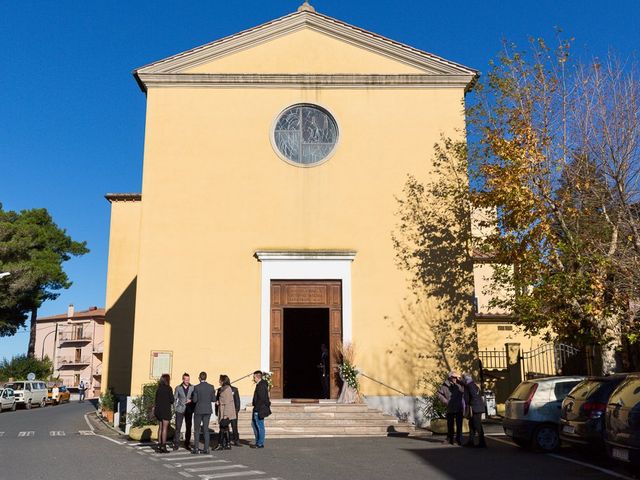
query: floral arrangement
[
  {"left": 262, "top": 371, "right": 273, "bottom": 391},
  {"left": 337, "top": 342, "right": 360, "bottom": 392}
]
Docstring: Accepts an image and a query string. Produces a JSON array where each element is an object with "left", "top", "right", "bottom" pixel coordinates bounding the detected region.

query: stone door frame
[{"left": 255, "top": 251, "right": 356, "bottom": 397}]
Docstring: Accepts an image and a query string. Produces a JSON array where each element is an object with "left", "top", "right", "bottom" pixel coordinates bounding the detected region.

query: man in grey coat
[
  {"left": 192, "top": 371, "right": 216, "bottom": 454},
  {"left": 173, "top": 373, "right": 195, "bottom": 451},
  {"left": 436, "top": 371, "right": 464, "bottom": 445}
]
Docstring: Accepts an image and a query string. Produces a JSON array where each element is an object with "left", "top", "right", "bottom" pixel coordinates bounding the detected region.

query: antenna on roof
[{"left": 297, "top": 1, "right": 315, "bottom": 13}]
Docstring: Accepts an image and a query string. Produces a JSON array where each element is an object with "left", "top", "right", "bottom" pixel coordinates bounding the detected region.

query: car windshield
[
  {"left": 4, "top": 382, "right": 24, "bottom": 390},
  {"left": 613, "top": 378, "right": 640, "bottom": 407},
  {"left": 554, "top": 381, "right": 582, "bottom": 399},
  {"left": 567, "top": 380, "right": 604, "bottom": 400},
  {"left": 509, "top": 382, "right": 535, "bottom": 400}
]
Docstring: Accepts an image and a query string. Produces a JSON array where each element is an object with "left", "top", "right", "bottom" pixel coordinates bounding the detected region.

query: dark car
[
  {"left": 560, "top": 374, "right": 627, "bottom": 449},
  {"left": 605, "top": 374, "right": 640, "bottom": 468}
]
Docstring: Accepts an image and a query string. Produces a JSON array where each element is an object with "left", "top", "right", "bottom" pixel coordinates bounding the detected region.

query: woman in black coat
[{"left": 155, "top": 374, "right": 174, "bottom": 453}]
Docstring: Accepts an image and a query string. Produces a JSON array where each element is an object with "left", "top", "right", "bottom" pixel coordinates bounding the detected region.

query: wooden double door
[{"left": 270, "top": 280, "right": 342, "bottom": 399}]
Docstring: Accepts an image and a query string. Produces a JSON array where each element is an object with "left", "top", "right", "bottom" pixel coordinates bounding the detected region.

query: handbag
[
  {"left": 219, "top": 417, "right": 231, "bottom": 429},
  {"left": 463, "top": 405, "right": 472, "bottom": 419}
]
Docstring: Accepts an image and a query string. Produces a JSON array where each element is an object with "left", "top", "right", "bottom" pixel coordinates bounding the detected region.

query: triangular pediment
[{"left": 135, "top": 9, "right": 477, "bottom": 83}]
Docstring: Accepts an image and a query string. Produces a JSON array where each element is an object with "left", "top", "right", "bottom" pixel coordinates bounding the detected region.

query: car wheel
[
  {"left": 25, "top": 400, "right": 32, "bottom": 410},
  {"left": 10, "top": 402, "right": 16, "bottom": 411},
  {"left": 533, "top": 425, "right": 559, "bottom": 452}
]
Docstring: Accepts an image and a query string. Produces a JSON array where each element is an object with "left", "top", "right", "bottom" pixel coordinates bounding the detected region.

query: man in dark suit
[
  {"left": 462, "top": 373, "right": 487, "bottom": 448},
  {"left": 192, "top": 371, "right": 216, "bottom": 454},
  {"left": 250, "top": 370, "right": 270, "bottom": 449}
]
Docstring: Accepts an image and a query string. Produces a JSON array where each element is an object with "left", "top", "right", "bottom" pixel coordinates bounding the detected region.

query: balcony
[
  {"left": 92, "top": 343, "right": 104, "bottom": 355},
  {"left": 57, "top": 356, "right": 91, "bottom": 369},
  {"left": 58, "top": 332, "right": 92, "bottom": 345}
]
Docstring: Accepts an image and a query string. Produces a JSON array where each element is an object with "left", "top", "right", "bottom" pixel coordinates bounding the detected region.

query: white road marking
[
  {"left": 96, "top": 434, "right": 125, "bottom": 445},
  {"left": 547, "top": 453, "right": 635, "bottom": 480},
  {"left": 83, "top": 413, "right": 95, "bottom": 432},
  {"left": 486, "top": 436, "right": 634, "bottom": 480},
  {"left": 160, "top": 455, "right": 206, "bottom": 461},
  {"left": 198, "top": 472, "right": 265, "bottom": 479},
  {"left": 49, "top": 431, "right": 65, "bottom": 436},
  {"left": 0, "top": 432, "right": 4, "bottom": 437},
  {"left": 187, "top": 464, "right": 247, "bottom": 473},
  {"left": 18, "top": 431, "right": 34, "bottom": 437},
  {"left": 178, "top": 473, "right": 194, "bottom": 478},
  {"left": 78, "top": 430, "right": 95, "bottom": 436},
  {"left": 169, "top": 460, "right": 229, "bottom": 468}
]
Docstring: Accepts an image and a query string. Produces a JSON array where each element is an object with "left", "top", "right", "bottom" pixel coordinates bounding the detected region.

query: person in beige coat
[{"left": 216, "top": 375, "right": 237, "bottom": 450}]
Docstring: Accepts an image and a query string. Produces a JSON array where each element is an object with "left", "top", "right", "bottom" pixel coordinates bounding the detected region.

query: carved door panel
[
  {"left": 270, "top": 280, "right": 342, "bottom": 399},
  {"left": 270, "top": 283, "right": 284, "bottom": 399}
]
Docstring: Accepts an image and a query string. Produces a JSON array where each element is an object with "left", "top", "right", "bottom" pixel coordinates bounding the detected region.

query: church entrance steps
[{"left": 209, "top": 401, "right": 414, "bottom": 438}]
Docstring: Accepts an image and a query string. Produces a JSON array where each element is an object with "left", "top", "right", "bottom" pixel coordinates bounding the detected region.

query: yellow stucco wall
[
  {"left": 106, "top": 22, "right": 475, "bottom": 397},
  {"left": 184, "top": 28, "right": 426, "bottom": 75},
  {"left": 103, "top": 200, "right": 140, "bottom": 395}
]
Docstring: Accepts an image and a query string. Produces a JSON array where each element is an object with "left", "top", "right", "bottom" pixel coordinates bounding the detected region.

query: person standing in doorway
[
  {"left": 462, "top": 373, "right": 487, "bottom": 448},
  {"left": 154, "top": 374, "right": 174, "bottom": 453},
  {"left": 318, "top": 344, "right": 330, "bottom": 399},
  {"left": 78, "top": 380, "right": 86, "bottom": 402},
  {"left": 250, "top": 371, "right": 271, "bottom": 449},
  {"left": 436, "top": 371, "right": 464, "bottom": 445},
  {"left": 173, "top": 373, "right": 195, "bottom": 451},
  {"left": 192, "top": 371, "right": 216, "bottom": 454}
]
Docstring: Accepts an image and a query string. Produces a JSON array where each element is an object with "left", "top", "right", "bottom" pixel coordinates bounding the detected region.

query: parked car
[
  {"left": 560, "top": 374, "right": 628, "bottom": 450},
  {"left": 0, "top": 387, "right": 17, "bottom": 412},
  {"left": 47, "top": 385, "right": 71, "bottom": 405},
  {"left": 503, "top": 376, "right": 585, "bottom": 452},
  {"left": 605, "top": 373, "right": 640, "bottom": 468},
  {"left": 3, "top": 380, "right": 48, "bottom": 409}
]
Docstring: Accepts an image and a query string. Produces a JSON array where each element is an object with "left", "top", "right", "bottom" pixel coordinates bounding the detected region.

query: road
[{"left": 0, "top": 402, "right": 637, "bottom": 480}]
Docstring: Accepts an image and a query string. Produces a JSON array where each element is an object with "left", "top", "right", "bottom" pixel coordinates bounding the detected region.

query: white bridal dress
[{"left": 337, "top": 374, "right": 360, "bottom": 404}]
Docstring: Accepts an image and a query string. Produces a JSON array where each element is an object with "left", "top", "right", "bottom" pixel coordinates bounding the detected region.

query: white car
[
  {"left": 3, "top": 381, "right": 48, "bottom": 409},
  {"left": 0, "top": 388, "right": 17, "bottom": 411},
  {"left": 503, "top": 376, "right": 585, "bottom": 452}
]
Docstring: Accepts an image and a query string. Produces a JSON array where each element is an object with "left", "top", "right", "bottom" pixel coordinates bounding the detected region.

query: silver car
[
  {"left": 503, "top": 376, "right": 585, "bottom": 452},
  {"left": 0, "top": 387, "right": 17, "bottom": 412}
]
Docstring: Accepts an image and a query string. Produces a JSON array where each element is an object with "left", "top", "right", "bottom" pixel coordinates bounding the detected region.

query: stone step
[
  {"left": 236, "top": 411, "right": 396, "bottom": 420},
  {"left": 236, "top": 425, "right": 394, "bottom": 435},
  {"left": 243, "top": 404, "right": 371, "bottom": 413},
  {"left": 240, "top": 419, "right": 397, "bottom": 427}
]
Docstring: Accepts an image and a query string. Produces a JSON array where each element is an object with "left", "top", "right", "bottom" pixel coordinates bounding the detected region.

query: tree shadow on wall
[{"left": 391, "top": 137, "right": 478, "bottom": 387}]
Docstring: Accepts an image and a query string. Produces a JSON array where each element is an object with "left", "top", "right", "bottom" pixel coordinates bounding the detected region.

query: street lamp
[{"left": 41, "top": 325, "right": 59, "bottom": 364}]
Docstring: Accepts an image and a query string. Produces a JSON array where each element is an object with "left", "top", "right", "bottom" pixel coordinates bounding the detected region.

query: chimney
[{"left": 67, "top": 304, "right": 75, "bottom": 318}]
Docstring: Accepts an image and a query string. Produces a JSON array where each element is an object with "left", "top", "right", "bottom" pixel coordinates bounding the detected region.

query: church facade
[{"left": 102, "top": 4, "right": 482, "bottom": 416}]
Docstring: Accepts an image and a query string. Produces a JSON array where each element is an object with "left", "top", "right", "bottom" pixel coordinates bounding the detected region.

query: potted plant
[{"left": 99, "top": 391, "right": 115, "bottom": 423}]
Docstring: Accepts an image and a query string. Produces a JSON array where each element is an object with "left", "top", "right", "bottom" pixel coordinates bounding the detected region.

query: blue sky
[{"left": 1, "top": 0, "right": 638, "bottom": 359}]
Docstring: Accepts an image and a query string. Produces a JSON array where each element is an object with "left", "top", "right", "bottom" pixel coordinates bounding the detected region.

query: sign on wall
[{"left": 150, "top": 351, "right": 172, "bottom": 379}]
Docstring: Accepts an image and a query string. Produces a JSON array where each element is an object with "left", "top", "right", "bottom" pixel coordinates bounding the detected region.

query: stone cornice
[
  {"left": 255, "top": 250, "right": 357, "bottom": 261},
  {"left": 105, "top": 193, "right": 142, "bottom": 203},
  {"left": 137, "top": 73, "right": 476, "bottom": 90},
  {"left": 133, "top": 10, "right": 479, "bottom": 93}
]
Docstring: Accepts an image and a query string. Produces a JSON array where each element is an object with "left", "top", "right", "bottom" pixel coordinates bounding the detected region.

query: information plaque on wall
[{"left": 150, "top": 351, "right": 172, "bottom": 379}]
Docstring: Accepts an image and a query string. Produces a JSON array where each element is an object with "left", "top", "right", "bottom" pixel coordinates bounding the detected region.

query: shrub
[{"left": 128, "top": 382, "right": 158, "bottom": 428}]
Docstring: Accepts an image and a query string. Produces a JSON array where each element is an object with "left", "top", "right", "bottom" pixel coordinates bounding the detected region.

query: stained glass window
[{"left": 273, "top": 104, "right": 338, "bottom": 165}]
